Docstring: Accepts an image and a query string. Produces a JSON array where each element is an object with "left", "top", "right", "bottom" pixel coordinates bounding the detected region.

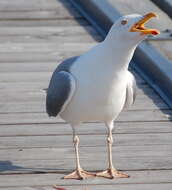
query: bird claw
[
  {"left": 96, "top": 168, "right": 129, "bottom": 179},
  {"left": 63, "top": 168, "right": 96, "bottom": 180}
]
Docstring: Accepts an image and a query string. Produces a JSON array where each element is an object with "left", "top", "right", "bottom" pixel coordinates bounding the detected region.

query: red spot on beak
[{"left": 151, "top": 30, "right": 159, "bottom": 35}]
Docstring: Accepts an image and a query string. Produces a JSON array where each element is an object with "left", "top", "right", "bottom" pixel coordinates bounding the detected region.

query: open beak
[{"left": 130, "top": 12, "right": 160, "bottom": 35}]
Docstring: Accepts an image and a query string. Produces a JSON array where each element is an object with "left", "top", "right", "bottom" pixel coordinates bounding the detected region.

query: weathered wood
[
  {"left": 0, "top": 43, "right": 95, "bottom": 52},
  {"left": 2, "top": 144, "right": 172, "bottom": 157},
  {"left": 0, "top": 121, "right": 172, "bottom": 137},
  {"left": 0, "top": 67, "right": 144, "bottom": 86},
  {"left": 0, "top": 170, "right": 172, "bottom": 187},
  {"left": 0, "top": 82, "right": 159, "bottom": 96},
  {"left": 0, "top": 34, "right": 99, "bottom": 43},
  {"left": 0, "top": 81, "right": 160, "bottom": 97},
  {"left": 0, "top": 52, "right": 80, "bottom": 62},
  {"left": 0, "top": 10, "right": 81, "bottom": 20},
  {"left": 0, "top": 72, "right": 144, "bottom": 85},
  {"left": 0, "top": 85, "right": 165, "bottom": 102},
  {"left": 0, "top": 0, "right": 82, "bottom": 20},
  {"left": 0, "top": 53, "right": 73, "bottom": 62},
  {"left": 0, "top": 100, "right": 168, "bottom": 113},
  {"left": 0, "top": 18, "right": 89, "bottom": 27},
  {"left": 0, "top": 150, "right": 172, "bottom": 173},
  {"left": 0, "top": 0, "right": 72, "bottom": 11},
  {"left": 0, "top": 109, "right": 171, "bottom": 125},
  {"left": 0, "top": 96, "right": 168, "bottom": 113},
  {"left": 0, "top": 26, "right": 97, "bottom": 37},
  {"left": 0, "top": 133, "right": 172, "bottom": 149},
  {"left": 1, "top": 184, "right": 172, "bottom": 190}
]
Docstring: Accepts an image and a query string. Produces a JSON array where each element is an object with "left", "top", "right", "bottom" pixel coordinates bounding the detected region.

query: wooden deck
[{"left": 0, "top": 0, "right": 172, "bottom": 189}]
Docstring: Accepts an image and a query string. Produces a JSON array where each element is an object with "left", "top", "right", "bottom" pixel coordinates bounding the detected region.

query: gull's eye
[{"left": 121, "top": 20, "right": 128, "bottom": 25}]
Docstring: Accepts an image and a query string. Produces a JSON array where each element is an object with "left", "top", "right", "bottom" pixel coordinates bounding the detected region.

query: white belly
[{"left": 60, "top": 68, "right": 127, "bottom": 124}]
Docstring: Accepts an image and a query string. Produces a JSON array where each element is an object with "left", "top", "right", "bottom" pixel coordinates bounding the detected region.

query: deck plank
[
  {"left": 0, "top": 99, "right": 169, "bottom": 112},
  {"left": 0, "top": 171, "right": 172, "bottom": 187},
  {"left": 1, "top": 133, "right": 172, "bottom": 149},
  {"left": 0, "top": 147, "right": 172, "bottom": 173},
  {"left": 0, "top": 19, "right": 89, "bottom": 27},
  {"left": 0, "top": 26, "right": 98, "bottom": 37},
  {"left": 0, "top": 109, "right": 171, "bottom": 125},
  {"left": 0, "top": 0, "right": 73, "bottom": 11},
  {"left": 0, "top": 0, "right": 172, "bottom": 188},
  {"left": 1, "top": 184, "right": 172, "bottom": 190},
  {"left": 0, "top": 121, "right": 172, "bottom": 136}
]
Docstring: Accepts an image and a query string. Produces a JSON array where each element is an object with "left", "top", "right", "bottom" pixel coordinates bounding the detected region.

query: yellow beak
[{"left": 129, "top": 12, "right": 160, "bottom": 35}]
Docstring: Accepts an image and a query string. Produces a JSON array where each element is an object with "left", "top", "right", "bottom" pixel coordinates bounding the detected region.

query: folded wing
[
  {"left": 46, "top": 71, "right": 76, "bottom": 117},
  {"left": 124, "top": 71, "right": 137, "bottom": 108}
]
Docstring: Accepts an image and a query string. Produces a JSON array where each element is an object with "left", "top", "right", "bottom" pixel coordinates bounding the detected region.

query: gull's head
[{"left": 107, "top": 12, "right": 160, "bottom": 46}]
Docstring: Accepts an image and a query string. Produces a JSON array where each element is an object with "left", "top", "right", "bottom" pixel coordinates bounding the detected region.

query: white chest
[{"left": 61, "top": 63, "right": 127, "bottom": 122}]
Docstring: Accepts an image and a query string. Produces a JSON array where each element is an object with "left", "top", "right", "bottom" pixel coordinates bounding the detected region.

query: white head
[{"left": 105, "top": 12, "right": 160, "bottom": 47}]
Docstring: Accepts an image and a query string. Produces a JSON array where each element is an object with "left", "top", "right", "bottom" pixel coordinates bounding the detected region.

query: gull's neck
[{"left": 99, "top": 31, "right": 138, "bottom": 71}]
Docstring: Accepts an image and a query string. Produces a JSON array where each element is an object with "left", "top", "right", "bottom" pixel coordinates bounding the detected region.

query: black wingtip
[{"left": 46, "top": 108, "right": 58, "bottom": 117}]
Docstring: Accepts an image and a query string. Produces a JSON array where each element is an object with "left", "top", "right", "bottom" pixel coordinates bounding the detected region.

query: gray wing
[
  {"left": 44, "top": 56, "right": 79, "bottom": 93},
  {"left": 46, "top": 71, "right": 76, "bottom": 117},
  {"left": 46, "top": 56, "right": 79, "bottom": 117},
  {"left": 124, "top": 72, "right": 137, "bottom": 108},
  {"left": 56, "top": 56, "right": 78, "bottom": 73}
]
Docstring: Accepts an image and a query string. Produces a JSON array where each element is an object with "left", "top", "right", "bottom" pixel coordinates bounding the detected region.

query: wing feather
[
  {"left": 46, "top": 71, "right": 76, "bottom": 117},
  {"left": 124, "top": 71, "right": 137, "bottom": 108}
]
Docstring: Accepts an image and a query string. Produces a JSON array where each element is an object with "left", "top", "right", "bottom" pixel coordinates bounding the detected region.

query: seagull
[{"left": 46, "top": 12, "right": 159, "bottom": 180}]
